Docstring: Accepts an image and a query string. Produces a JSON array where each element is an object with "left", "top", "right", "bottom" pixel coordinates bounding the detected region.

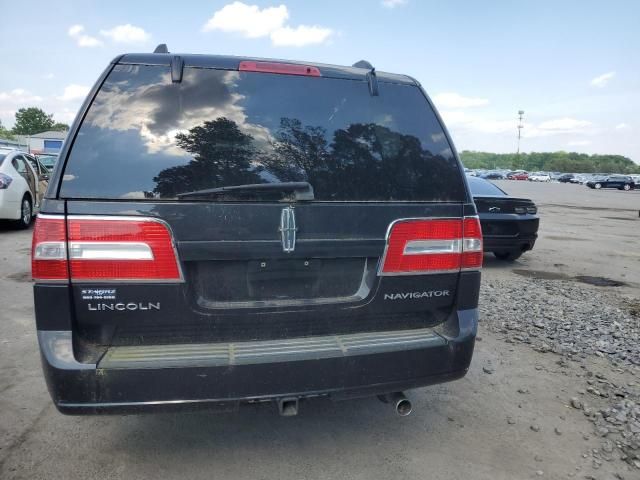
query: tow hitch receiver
[{"left": 277, "top": 397, "right": 299, "bottom": 416}]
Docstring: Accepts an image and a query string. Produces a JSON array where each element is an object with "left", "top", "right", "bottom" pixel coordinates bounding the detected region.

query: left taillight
[
  {"left": 32, "top": 215, "right": 68, "bottom": 281},
  {"left": 379, "top": 217, "right": 483, "bottom": 276},
  {"left": 32, "top": 215, "right": 182, "bottom": 282}
]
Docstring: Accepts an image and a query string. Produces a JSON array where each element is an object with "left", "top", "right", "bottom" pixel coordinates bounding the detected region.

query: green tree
[
  {"left": 459, "top": 150, "right": 640, "bottom": 174},
  {"left": 12, "top": 107, "right": 55, "bottom": 135},
  {"left": 51, "top": 122, "right": 70, "bottom": 132},
  {"left": 0, "top": 120, "right": 15, "bottom": 140}
]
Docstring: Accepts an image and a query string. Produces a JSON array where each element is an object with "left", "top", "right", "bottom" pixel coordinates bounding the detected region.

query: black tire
[
  {"left": 493, "top": 251, "right": 522, "bottom": 261},
  {"left": 14, "top": 195, "right": 32, "bottom": 229},
  {"left": 594, "top": 183, "right": 602, "bottom": 189},
  {"left": 623, "top": 184, "right": 631, "bottom": 191}
]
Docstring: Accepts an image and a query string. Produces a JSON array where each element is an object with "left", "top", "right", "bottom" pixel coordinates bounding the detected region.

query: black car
[
  {"left": 558, "top": 173, "right": 574, "bottom": 183},
  {"left": 31, "top": 48, "right": 482, "bottom": 416},
  {"left": 467, "top": 176, "right": 539, "bottom": 261},
  {"left": 585, "top": 175, "right": 635, "bottom": 190},
  {"left": 480, "top": 171, "right": 504, "bottom": 180}
]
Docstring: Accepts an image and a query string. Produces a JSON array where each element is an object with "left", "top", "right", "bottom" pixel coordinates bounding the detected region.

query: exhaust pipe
[{"left": 378, "top": 392, "right": 412, "bottom": 416}]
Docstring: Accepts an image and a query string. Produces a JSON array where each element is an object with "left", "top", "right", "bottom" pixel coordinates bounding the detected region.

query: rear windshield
[
  {"left": 467, "top": 176, "right": 506, "bottom": 196},
  {"left": 61, "top": 64, "right": 465, "bottom": 201}
]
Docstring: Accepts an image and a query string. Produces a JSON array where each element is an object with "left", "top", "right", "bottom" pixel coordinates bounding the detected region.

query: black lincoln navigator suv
[{"left": 32, "top": 48, "right": 482, "bottom": 415}]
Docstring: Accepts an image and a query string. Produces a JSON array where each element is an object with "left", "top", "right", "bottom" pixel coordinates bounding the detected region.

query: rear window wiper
[{"left": 176, "top": 182, "right": 315, "bottom": 201}]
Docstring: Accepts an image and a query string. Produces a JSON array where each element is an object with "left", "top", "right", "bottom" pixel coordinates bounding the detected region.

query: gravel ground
[
  {"left": 2, "top": 182, "right": 639, "bottom": 479},
  {"left": 480, "top": 275, "right": 640, "bottom": 471}
]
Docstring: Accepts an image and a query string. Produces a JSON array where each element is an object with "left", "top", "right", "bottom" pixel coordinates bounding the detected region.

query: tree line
[
  {"left": 153, "top": 117, "right": 462, "bottom": 200},
  {"left": 0, "top": 107, "right": 69, "bottom": 139},
  {"left": 460, "top": 150, "right": 640, "bottom": 174}
]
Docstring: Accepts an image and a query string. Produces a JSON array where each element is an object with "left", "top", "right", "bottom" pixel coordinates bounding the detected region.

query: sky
[{"left": 1, "top": 0, "right": 638, "bottom": 162}]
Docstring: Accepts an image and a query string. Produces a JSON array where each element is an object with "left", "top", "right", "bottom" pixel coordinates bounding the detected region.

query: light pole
[{"left": 517, "top": 110, "right": 525, "bottom": 155}]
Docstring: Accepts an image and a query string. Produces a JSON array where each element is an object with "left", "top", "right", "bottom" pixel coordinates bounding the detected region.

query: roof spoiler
[{"left": 153, "top": 44, "right": 169, "bottom": 53}]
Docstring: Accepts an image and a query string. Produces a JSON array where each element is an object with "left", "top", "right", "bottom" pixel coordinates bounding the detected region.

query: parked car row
[
  {"left": 465, "top": 169, "right": 638, "bottom": 189},
  {"left": 555, "top": 173, "right": 636, "bottom": 190},
  {"left": 585, "top": 175, "right": 635, "bottom": 190}
]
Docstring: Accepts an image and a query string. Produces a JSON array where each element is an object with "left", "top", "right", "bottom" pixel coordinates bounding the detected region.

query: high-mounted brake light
[
  {"left": 239, "top": 60, "right": 321, "bottom": 77},
  {"left": 32, "top": 215, "right": 182, "bottom": 282},
  {"left": 379, "top": 217, "right": 482, "bottom": 275}
]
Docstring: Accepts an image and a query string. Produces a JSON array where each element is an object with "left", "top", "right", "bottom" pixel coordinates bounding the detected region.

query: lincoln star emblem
[
  {"left": 488, "top": 206, "right": 501, "bottom": 212},
  {"left": 279, "top": 206, "right": 297, "bottom": 253}
]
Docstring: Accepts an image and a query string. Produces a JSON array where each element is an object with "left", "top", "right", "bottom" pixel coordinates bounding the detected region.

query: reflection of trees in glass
[
  {"left": 153, "top": 116, "right": 461, "bottom": 200},
  {"left": 265, "top": 119, "right": 459, "bottom": 200},
  {"left": 266, "top": 118, "right": 329, "bottom": 183},
  {"left": 153, "top": 117, "right": 263, "bottom": 197}
]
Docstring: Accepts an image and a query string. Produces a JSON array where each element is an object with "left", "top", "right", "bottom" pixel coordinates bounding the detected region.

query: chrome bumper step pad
[{"left": 98, "top": 328, "right": 445, "bottom": 370}]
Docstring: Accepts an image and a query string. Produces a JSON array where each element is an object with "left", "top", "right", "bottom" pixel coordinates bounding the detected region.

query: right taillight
[
  {"left": 32, "top": 215, "right": 182, "bottom": 283},
  {"left": 461, "top": 216, "right": 483, "bottom": 270},
  {"left": 379, "top": 217, "right": 482, "bottom": 275}
]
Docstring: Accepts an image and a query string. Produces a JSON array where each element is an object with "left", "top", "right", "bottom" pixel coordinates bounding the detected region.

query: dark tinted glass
[
  {"left": 467, "top": 176, "right": 506, "bottom": 196},
  {"left": 38, "top": 155, "right": 57, "bottom": 168},
  {"left": 61, "top": 64, "right": 464, "bottom": 201}
]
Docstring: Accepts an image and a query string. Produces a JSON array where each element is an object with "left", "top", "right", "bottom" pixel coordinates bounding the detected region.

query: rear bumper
[
  {"left": 38, "top": 309, "right": 477, "bottom": 414},
  {"left": 483, "top": 234, "right": 537, "bottom": 253},
  {"left": 479, "top": 215, "right": 539, "bottom": 253}
]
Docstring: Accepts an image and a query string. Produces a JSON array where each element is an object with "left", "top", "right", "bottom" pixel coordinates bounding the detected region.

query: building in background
[
  {"left": 0, "top": 137, "right": 27, "bottom": 149},
  {"left": 15, "top": 130, "right": 67, "bottom": 154}
]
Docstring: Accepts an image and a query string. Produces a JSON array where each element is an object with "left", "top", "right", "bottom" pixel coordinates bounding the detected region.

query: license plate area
[{"left": 190, "top": 258, "right": 375, "bottom": 307}]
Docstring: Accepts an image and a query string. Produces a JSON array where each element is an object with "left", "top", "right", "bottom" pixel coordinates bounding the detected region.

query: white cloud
[
  {"left": 537, "top": 117, "right": 592, "bottom": 131},
  {"left": 67, "top": 24, "right": 103, "bottom": 47},
  {"left": 68, "top": 24, "right": 84, "bottom": 36},
  {"left": 0, "top": 89, "right": 44, "bottom": 128},
  {"left": 202, "top": 2, "right": 288, "bottom": 37},
  {"left": 433, "top": 92, "right": 489, "bottom": 109},
  {"left": 590, "top": 71, "right": 615, "bottom": 88},
  {"left": 381, "top": 0, "right": 408, "bottom": 8},
  {"left": 270, "top": 25, "right": 333, "bottom": 47},
  {"left": 43, "top": 73, "right": 55, "bottom": 80},
  {"left": 0, "top": 89, "right": 43, "bottom": 104},
  {"left": 567, "top": 140, "right": 591, "bottom": 146},
  {"left": 441, "top": 111, "right": 595, "bottom": 139},
  {"left": 52, "top": 107, "right": 78, "bottom": 124},
  {"left": 100, "top": 24, "right": 151, "bottom": 44},
  {"left": 57, "top": 84, "right": 90, "bottom": 102},
  {"left": 615, "top": 123, "right": 630, "bottom": 130},
  {"left": 202, "top": 2, "right": 332, "bottom": 46},
  {"left": 440, "top": 111, "right": 514, "bottom": 134}
]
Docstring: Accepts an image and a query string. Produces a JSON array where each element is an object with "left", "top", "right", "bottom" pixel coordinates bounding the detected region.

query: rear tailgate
[
  {"left": 54, "top": 59, "right": 473, "bottom": 347},
  {"left": 64, "top": 201, "right": 466, "bottom": 345}
]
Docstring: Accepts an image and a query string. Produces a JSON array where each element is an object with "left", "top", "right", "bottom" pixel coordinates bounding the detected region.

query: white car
[
  {"left": 0, "top": 148, "right": 46, "bottom": 228},
  {"left": 529, "top": 172, "right": 551, "bottom": 182}
]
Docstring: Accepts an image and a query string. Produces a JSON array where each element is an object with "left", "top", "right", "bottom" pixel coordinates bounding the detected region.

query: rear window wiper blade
[{"left": 177, "top": 182, "right": 315, "bottom": 201}]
